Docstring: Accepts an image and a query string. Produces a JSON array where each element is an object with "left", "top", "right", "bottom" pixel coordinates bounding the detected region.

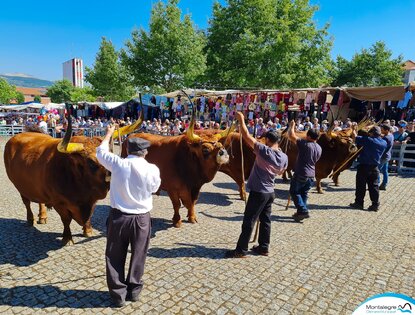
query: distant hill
[{"left": 0, "top": 73, "right": 54, "bottom": 88}]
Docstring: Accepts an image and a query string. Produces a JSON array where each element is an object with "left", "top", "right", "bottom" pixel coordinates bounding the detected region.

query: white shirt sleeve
[
  {"left": 96, "top": 142, "right": 122, "bottom": 172},
  {"left": 149, "top": 165, "right": 161, "bottom": 193}
]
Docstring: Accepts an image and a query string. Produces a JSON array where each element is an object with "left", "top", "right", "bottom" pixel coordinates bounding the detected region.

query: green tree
[
  {"left": 33, "top": 95, "right": 42, "bottom": 103},
  {"left": 16, "top": 92, "right": 25, "bottom": 104},
  {"left": 331, "top": 41, "right": 404, "bottom": 87},
  {"left": 121, "top": 0, "right": 207, "bottom": 92},
  {"left": 70, "top": 86, "right": 96, "bottom": 102},
  {"left": 85, "top": 37, "right": 135, "bottom": 101},
  {"left": 0, "top": 78, "right": 19, "bottom": 104},
  {"left": 46, "top": 79, "right": 74, "bottom": 103},
  {"left": 205, "top": 0, "right": 333, "bottom": 89}
]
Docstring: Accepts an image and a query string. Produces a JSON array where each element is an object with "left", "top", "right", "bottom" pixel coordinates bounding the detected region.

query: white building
[
  {"left": 63, "top": 58, "right": 84, "bottom": 88},
  {"left": 403, "top": 60, "right": 415, "bottom": 85}
]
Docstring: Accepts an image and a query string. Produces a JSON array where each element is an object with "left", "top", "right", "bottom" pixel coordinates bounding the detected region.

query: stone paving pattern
[{"left": 0, "top": 138, "right": 414, "bottom": 314}]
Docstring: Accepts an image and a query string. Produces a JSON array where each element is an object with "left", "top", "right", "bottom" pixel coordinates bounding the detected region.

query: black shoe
[
  {"left": 379, "top": 185, "right": 386, "bottom": 191},
  {"left": 367, "top": 205, "right": 379, "bottom": 212},
  {"left": 111, "top": 300, "right": 126, "bottom": 308},
  {"left": 349, "top": 202, "right": 364, "bottom": 210},
  {"left": 292, "top": 212, "right": 310, "bottom": 222},
  {"left": 224, "top": 250, "right": 247, "bottom": 259},
  {"left": 251, "top": 245, "right": 269, "bottom": 256},
  {"left": 126, "top": 292, "right": 140, "bottom": 302}
]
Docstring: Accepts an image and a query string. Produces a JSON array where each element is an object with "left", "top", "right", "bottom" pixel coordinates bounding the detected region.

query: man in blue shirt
[
  {"left": 378, "top": 124, "right": 394, "bottom": 190},
  {"left": 350, "top": 126, "right": 387, "bottom": 211},
  {"left": 287, "top": 120, "right": 322, "bottom": 222}
]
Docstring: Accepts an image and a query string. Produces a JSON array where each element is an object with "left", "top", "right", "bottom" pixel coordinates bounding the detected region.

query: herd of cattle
[{"left": 3, "top": 113, "right": 360, "bottom": 245}]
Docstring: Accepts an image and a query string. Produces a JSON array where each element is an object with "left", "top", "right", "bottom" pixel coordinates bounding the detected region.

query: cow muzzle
[{"left": 217, "top": 148, "right": 229, "bottom": 164}]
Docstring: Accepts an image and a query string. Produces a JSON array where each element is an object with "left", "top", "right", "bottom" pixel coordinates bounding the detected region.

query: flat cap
[
  {"left": 127, "top": 137, "right": 151, "bottom": 154},
  {"left": 368, "top": 126, "right": 381, "bottom": 137}
]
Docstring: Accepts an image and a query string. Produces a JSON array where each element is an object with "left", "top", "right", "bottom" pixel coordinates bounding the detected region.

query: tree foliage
[
  {"left": 204, "top": 0, "right": 333, "bottom": 89},
  {"left": 34, "top": 95, "right": 42, "bottom": 103},
  {"left": 16, "top": 92, "right": 25, "bottom": 104},
  {"left": 331, "top": 41, "right": 404, "bottom": 87},
  {"left": 0, "top": 78, "right": 25, "bottom": 104},
  {"left": 71, "top": 86, "right": 96, "bottom": 102},
  {"left": 121, "top": 0, "right": 207, "bottom": 92},
  {"left": 85, "top": 37, "right": 135, "bottom": 101},
  {"left": 46, "top": 80, "right": 74, "bottom": 103}
]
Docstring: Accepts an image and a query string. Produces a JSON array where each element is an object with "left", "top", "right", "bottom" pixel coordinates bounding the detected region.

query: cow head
[
  {"left": 319, "top": 131, "right": 357, "bottom": 160},
  {"left": 185, "top": 117, "right": 232, "bottom": 166}
]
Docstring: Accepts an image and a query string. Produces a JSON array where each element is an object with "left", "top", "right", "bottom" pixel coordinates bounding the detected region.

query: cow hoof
[
  {"left": 188, "top": 217, "right": 198, "bottom": 224},
  {"left": 38, "top": 218, "right": 47, "bottom": 224},
  {"left": 62, "top": 238, "right": 74, "bottom": 246},
  {"left": 317, "top": 190, "right": 324, "bottom": 194},
  {"left": 334, "top": 183, "right": 340, "bottom": 187},
  {"left": 83, "top": 230, "right": 94, "bottom": 237},
  {"left": 173, "top": 220, "right": 182, "bottom": 228}
]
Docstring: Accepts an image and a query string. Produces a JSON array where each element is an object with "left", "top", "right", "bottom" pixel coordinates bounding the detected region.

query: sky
[{"left": 0, "top": 0, "right": 413, "bottom": 81}]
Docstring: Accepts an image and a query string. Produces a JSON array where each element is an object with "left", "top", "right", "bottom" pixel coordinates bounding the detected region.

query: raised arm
[
  {"left": 287, "top": 120, "right": 299, "bottom": 143},
  {"left": 235, "top": 112, "right": 256, "bottom": 149}
]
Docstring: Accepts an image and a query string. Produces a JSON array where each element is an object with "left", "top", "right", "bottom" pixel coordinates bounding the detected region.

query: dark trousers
[
  {"left": 236, "top": 191, "right": 275, "bottom": 254},
  {"left": 355, "top": 164, "right": 380, "bottom": 206},
  {"left": 106, "top": 208, "right": 151, "bottom": 304}
]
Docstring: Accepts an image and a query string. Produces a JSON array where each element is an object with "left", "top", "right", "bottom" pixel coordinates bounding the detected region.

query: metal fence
[{"left": 0, "top": 125, "right": 107, "bottom": 138}]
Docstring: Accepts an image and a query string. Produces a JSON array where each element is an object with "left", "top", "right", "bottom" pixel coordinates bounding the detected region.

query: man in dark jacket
[{"left": 350, "top": 126, "right": 387, "bottom": 211}]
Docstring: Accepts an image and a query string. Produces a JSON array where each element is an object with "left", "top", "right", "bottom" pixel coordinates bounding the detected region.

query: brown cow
[
  {"left": 280, "top": 130, "right": 357, "bottom": 193},
  {"left": 210, "top": 128, "right": 357, "bottom": 197},
  {"left": 3, "top": 117, "right": 110, "bottom": 245},
  {"left": 121, "top": 122, "right": 231, "bottom": 228}
]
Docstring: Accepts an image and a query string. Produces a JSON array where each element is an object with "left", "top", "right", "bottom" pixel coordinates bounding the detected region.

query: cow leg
[
  {"left": 21, "top": 195, "right": 34, "bottom": 226},
  {"left": 83, "top": 218, "right": 94, "bottom": 237},
  {"left": 37, "top": 203, "right": 48, "bottom": 224},
  {"left": 332, "top": 173, "right": 340, "bottom": 186},
  {"left": 57, "top": 209, "right": 74, "bottom": 246},
  {"left": 239, "top": 184, "right": 247, "bottom": 201},
  {"left": 183, "top": 199, "right": 197, "bottom": 224},
  {"left": 316, "top": 179, "right": 324, "bottom": 194},
  {"left": 168, "top": 193, "right": 182, "bottom": 228}
]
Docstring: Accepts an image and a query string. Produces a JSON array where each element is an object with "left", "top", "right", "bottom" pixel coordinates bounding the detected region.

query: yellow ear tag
[{"left": 57, "top": 142, "right": 84, "bottom": 153}]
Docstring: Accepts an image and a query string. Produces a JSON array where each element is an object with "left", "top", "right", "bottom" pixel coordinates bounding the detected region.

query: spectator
[{"left": 393, "top": 121, "right": 408, "bottom": 143}]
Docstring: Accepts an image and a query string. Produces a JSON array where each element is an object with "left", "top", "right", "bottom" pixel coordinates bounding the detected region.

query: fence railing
[{"left": 0, "top": 125, "right": 107, "bottom": 138}]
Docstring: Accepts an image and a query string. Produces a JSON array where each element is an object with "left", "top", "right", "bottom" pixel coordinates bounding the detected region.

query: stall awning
[{"left": 343, "top": 86, "right": 405, "bottom": 101}]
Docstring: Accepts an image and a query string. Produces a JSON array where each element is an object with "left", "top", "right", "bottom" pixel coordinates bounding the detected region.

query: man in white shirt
[{"left": 96, "top": 125, "right": 161, "bottom": 308}]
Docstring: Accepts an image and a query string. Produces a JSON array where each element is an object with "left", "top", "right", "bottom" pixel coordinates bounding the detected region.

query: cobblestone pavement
[{"left": 0, "top": 137, "right": 414, "bottom": 314}]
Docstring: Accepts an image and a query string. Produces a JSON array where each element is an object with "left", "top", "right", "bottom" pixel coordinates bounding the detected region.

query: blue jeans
[
  {"left": 289, "top": 177, "right": 313, "bottom": 214},
  {"left": 378, "top": 159, "right": 389, "bottom": 187}
]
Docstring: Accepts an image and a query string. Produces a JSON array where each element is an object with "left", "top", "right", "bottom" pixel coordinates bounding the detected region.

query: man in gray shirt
[
  {"left": 287, "top": 120, "right": 322, "bottom": 222},
  {"left": 225, "top": 112, "right": 288, "bottom": 258}
]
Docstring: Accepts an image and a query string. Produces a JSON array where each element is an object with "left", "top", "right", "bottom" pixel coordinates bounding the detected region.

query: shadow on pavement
[
  {"left": 200, "top": 211, "right": 298, "bottom": 224},
  {"left": 0, "top": 285, "right": 112, "bottom": 308},
  {"left": 148, "top": 243, "right": 227, "bottom": 260},
  {"left": 0, "top": 218, "right": 61, "bottom": 267},
  {"left": 197, "top": 192, "right": 234, "bottom": 206}
]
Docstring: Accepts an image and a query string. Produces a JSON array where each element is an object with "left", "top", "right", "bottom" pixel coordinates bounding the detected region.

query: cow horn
[
  {"left": 213, "top": 121, "right": 237, "bottom": 140},
  {"left": 112, "top": 111, "right": 144, "bottom": 139},
  {"left": 186, "top": 109, "right": 201, "bottom": 143},
  {"left": 57, "top": 115, "right": 84, "bottom": 153},
  {"left": 181, "top": 89, "right": 202, "bottom": 143}
]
